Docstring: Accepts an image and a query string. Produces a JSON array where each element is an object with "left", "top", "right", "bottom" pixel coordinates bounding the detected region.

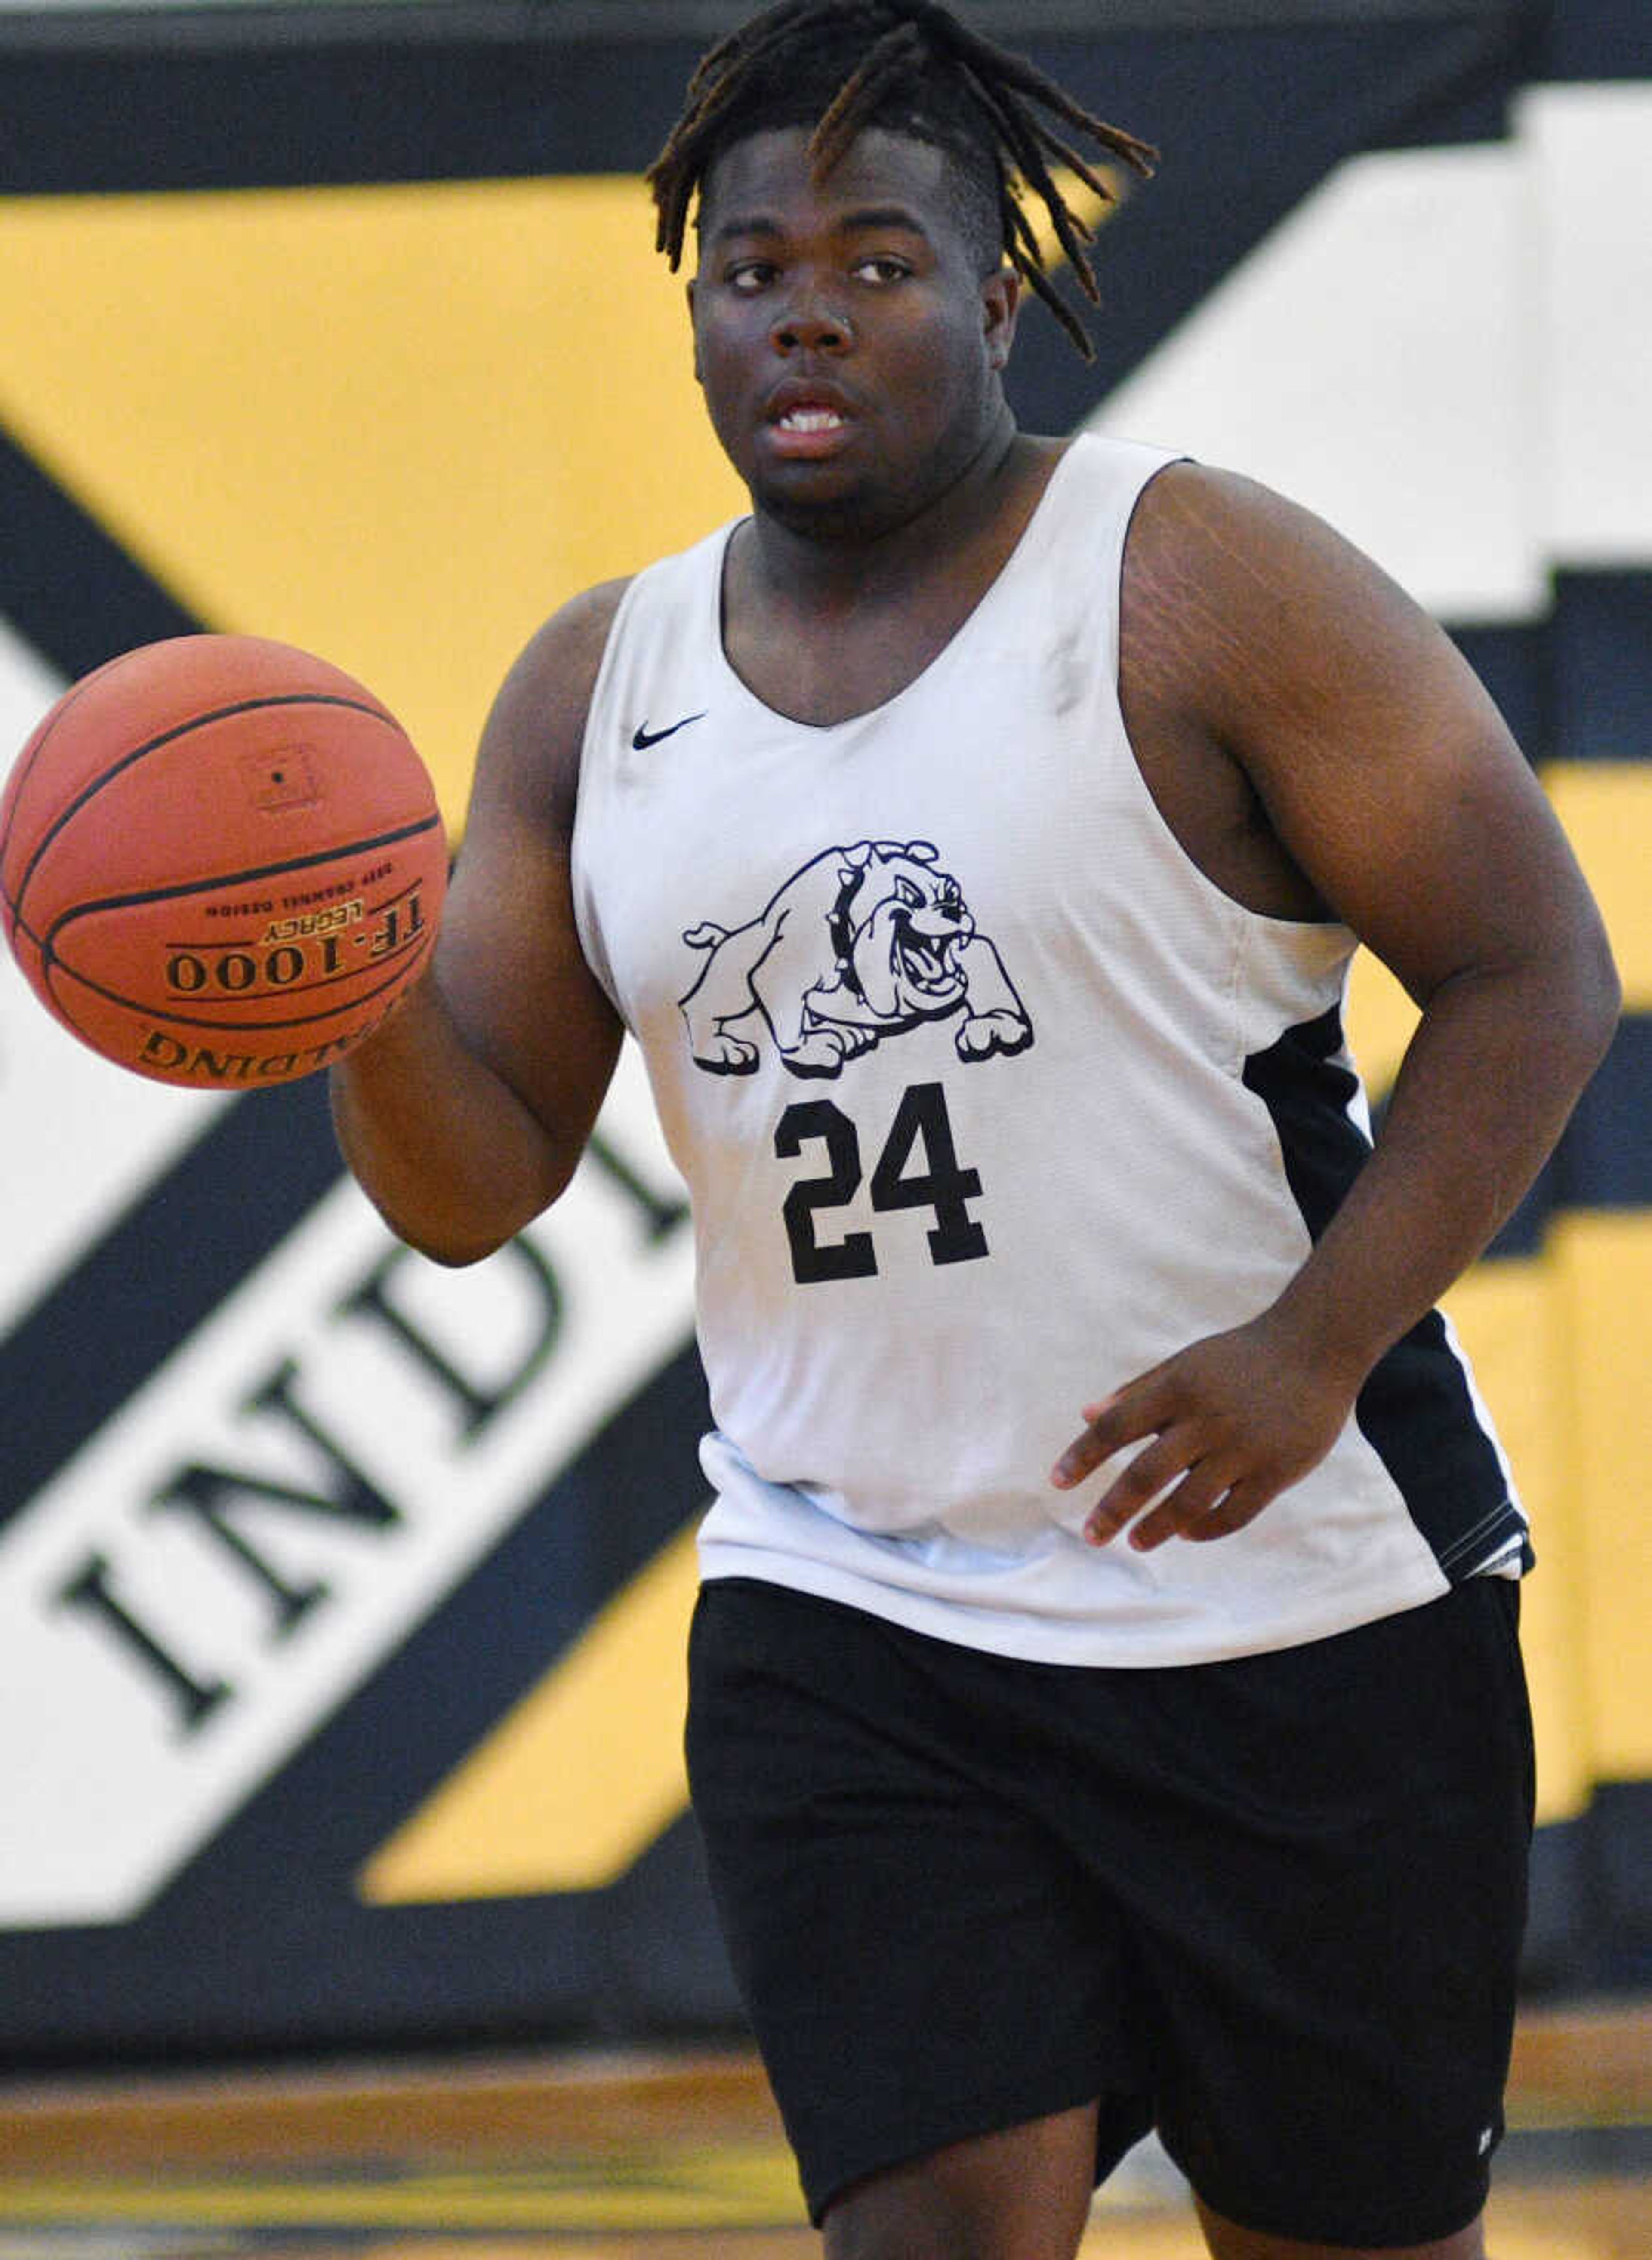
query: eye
[
  {"left": 852, "top": 255, "right": 910, "bottom": 285},
  {"left": 726, "top": 260, "right": 777, "bottom": 293},
  {"left": 894, "top": 876, "right": 922, "bottom": 908}
]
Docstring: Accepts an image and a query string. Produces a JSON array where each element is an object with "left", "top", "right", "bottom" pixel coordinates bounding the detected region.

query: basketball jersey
[{"left": 570, "top": 433, "right": 1526, "bottom": 1666}]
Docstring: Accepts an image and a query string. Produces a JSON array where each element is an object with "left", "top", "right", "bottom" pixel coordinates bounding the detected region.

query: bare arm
[
  {"left": 330, "top": 581, "right": 630, "bottom": 1265},
  {"left": 1054, "top": 466, "right": 1620, "bottom": 1546}
]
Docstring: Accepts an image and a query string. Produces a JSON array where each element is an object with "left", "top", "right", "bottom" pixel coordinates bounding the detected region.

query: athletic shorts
[{"left": 685, "top": 1573, "right": 1535, "bottom": 2247}]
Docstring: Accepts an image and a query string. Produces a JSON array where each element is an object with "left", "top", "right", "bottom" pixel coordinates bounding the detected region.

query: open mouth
[
  {"left": 894, "top": 928, "right": 964, "bottom": 998},
  {"left": 764, "top": 388, "right": 856, "bottom": 457}
]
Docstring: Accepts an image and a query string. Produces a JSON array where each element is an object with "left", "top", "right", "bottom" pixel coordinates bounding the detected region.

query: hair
[{"left": 647, "top": 0, "right": 1157, "bottom": 360}]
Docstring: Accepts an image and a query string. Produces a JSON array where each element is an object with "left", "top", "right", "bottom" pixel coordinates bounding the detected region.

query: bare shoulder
[
  {"left": 502, "top": 574, "right": 634, "bottom": 706},
  {"left": 441, "top": 573, "right": 633, "bottom": 1058},
  {"left": 1128, "top": 459, "right": 1401, "bottom": 589},
  {"left": 1115, "top": 460, "right": 1477, "bottom": 922},
  {"left": 429, "top": 576, "right": 634, "bottom": 1148},
  {"left": 1123, "top": 461, "right": 1608, "bottom": 1003},
  {"left": 1124, "top": 461, "right": 1479, "bottom": 724},
  {"left": 1122, "top": 457, "right": 1531, "bottom": 819},
  {"left": 471, "top": 576, "right": 634, "bottom": 838}
]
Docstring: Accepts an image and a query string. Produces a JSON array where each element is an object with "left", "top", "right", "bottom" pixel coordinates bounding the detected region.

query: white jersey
[{"left": 571, "top": 434, "right": 1524, "bottom": 1666}]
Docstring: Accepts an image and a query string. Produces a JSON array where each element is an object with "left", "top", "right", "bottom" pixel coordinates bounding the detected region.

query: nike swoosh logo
[{"left": 631, "top": 712, "right": 706, "bottom": 751}]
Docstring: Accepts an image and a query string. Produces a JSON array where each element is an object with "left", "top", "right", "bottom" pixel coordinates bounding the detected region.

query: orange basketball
[{"left": 0, "top": 634, "right": 447, "bottom": 1089}]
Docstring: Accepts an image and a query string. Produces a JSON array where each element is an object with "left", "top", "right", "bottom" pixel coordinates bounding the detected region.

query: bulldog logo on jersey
[{"left": 678, "top": 839, "right": 1033, "bottom": 1079}]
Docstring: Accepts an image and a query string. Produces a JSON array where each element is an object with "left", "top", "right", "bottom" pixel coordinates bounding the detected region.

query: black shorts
[{"left": 685, "top": 1574, "right": 1534, "bottom": 2247}]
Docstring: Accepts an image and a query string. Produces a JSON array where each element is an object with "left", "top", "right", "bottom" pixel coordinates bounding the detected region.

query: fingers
[
  {"left": 1182, "top": 1482, "right": 1270, "bottom": 1542},
  {"left": 1049, "top": 1375, "right": 1166, "bottom": 1493},
  {"left": 1077, "top": 1429, "right": 1200, "bottom": 1548},
  {"left": 1121, "top": 1475, "right": 1273, "bottom": 1552},
  {"left": 1050, "top": 1379, "right": 1279, "bottom": 1551},
  {"left": 1052, "top": 1318, "right": 1353, "bottom": 1552}
]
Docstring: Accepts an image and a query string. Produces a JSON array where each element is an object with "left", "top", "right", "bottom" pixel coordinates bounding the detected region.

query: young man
[{"left": 331, "top": 5, "right": 1620, "bottom": 2255}]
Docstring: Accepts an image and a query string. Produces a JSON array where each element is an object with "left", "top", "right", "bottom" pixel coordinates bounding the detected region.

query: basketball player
[{"left": 330, "top": 6, "right": 1620, "bottom": 2255}]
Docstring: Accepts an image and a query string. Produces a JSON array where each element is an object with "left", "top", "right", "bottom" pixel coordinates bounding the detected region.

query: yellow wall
[{"left": 0, "top": 177, "right": 745, "bottom": 831}]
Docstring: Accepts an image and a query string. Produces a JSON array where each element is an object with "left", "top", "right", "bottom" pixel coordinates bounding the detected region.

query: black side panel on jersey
[{"left": 1242, "top": 1005, "right": 1529, "bottom": 1576}]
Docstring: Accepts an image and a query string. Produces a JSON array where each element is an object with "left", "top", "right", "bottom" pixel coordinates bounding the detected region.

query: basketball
[{"left": 0, "top": 634, "right": 447, "bottom": 1089}]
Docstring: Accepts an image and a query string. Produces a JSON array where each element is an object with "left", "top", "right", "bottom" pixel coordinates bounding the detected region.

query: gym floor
[{"left": 0, "top": 2001, "right": 1644, "bottom": 2257}]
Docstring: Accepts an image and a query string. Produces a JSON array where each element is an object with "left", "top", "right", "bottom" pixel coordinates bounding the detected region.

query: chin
[
  {"left": 762, "top": 492, "right": 886, "bottom": 542},
  {"left": 749, "top": 468, "right": 859, "bottom": 533},
  {"left": 753, "top": 462, "right": 929, "bottom": 544}
]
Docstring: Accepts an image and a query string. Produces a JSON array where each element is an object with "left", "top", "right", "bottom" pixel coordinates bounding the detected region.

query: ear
[{"left": 982, "top": 265, "right": 1022, "bottom": 372}]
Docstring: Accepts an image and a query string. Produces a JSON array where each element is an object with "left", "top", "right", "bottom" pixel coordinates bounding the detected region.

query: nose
[{"left": 772, "top": 293, "right": 852, "bottom": 354}]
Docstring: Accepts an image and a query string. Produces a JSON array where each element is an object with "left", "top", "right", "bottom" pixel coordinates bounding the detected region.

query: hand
[{"left": 1049, "top": 1310, "right": 1360, "bottom": 1551}]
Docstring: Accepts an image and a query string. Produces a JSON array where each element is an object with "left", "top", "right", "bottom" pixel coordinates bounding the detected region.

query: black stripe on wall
[
  {"left": 0, "top": 1340, "right": 723, "bottom": 2066},
  {"left": 0, "top": 31, "right": 699, "bottom": 193},
  {"left": 1552, "top": 1013, "right": 1652, "bottom": 1211},
  {"left": 0, "top": 1075, "right": 343, "bottom": 1525},
  {"left": 1551, "top": 570, "right": 1652, "bottom": 766},
  {"left": 0, "top": 16, "right": 1538, "bottom": 438},
  {"left": 1447, "top": 622, "right": 1545, "bottom": 764},
  {"left": 0, "top": 431, "right": 203, "bottom": 684},
  {"left": 1543, "top": 0, "right": 1652, "bottom": 77}
]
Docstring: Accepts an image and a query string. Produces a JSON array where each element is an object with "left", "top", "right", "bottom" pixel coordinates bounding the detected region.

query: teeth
[{"left": 779, "top": 407, "right": 844, "bottom": 431}]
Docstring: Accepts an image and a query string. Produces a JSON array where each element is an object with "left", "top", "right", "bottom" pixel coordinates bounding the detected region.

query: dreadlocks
[{"left": 647, "top": 0, "right": 1157, "bottom": 360}]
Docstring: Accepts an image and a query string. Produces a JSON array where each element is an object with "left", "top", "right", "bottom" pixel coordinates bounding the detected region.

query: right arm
[{"left": 330, "top": 579, "right": 631, "bottom": 1265}]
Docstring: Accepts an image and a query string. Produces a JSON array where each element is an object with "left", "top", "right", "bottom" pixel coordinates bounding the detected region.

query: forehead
[{"left": 697, "top": 125, "right": 958, "bottom": 243}]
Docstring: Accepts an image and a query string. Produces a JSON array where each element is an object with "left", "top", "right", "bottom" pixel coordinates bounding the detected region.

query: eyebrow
[{"left": 706, "top": 204, "right": 933, "bottom": 247}]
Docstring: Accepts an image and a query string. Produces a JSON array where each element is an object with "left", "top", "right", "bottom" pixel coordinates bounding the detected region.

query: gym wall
[{"left": 0, "top": 0, "right": 1647, "bottom": 2063}]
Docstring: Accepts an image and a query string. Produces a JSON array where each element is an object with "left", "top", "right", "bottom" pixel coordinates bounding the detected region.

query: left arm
[{"left": 1054, "top": 466, "right": 1620, "bottom": 1549}]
